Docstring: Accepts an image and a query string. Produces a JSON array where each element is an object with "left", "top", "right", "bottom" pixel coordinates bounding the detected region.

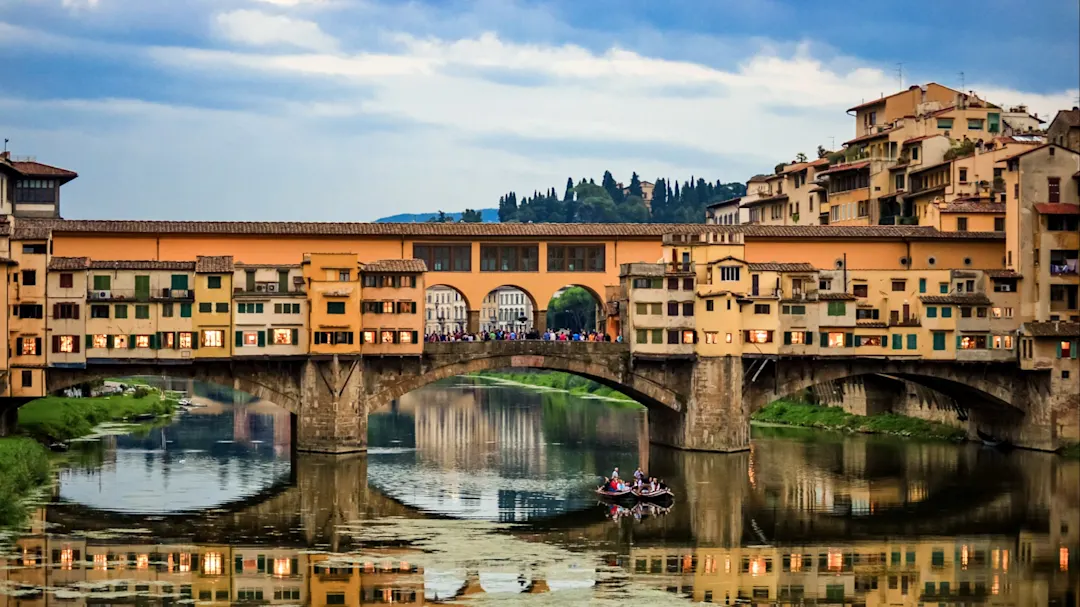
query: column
[
  {"left": 296, "top": 356, "right": 367, "bottom": 453},
  {"left": 467, "top": 310, "right": 480, "bottom": 334},
  {"left": 649, "top": 356, "right": 750, "bottom": 452},
  {"left": 533, "top": 309, "right": 547, "bottom": 333}
]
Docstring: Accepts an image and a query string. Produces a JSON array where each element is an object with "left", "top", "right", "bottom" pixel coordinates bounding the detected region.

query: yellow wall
[
  {"left": 305, "top": 253, "right": 361, "bottom": 355},
  {"left": 194, "top": 271, "right": 233, "bottom": 358}
]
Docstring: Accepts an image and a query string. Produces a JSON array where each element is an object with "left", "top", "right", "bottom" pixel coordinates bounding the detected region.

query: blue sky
[{"left": 1, "top": 0, "right": 1077, "bottom": 221}]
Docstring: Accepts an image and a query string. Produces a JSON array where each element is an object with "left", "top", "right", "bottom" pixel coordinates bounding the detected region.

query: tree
[
  {"left": 546, "top": 287, "right": 598, "bottom": 333},
  {"left": 460, "top": 209, "right": 483, "bottom": 223},
  {"left": 650, "top": 177, "right": 668, "bottom": 222},
  {"left": 575, "top": 182, "right": 618, "bottom": 223},
  {"left": 498, "top": 193, "right": 519, "bottom": 222},
  {"left": 427, "top": 210, "right": 450, "bottom": 223},
  {"left": 628, "top": 172, "right": 643, "bottom": 197},
  {"left": 618, "top": 194, "right": 650, "bottom": 223},
  {"left": 795, "top": 152, "right": 808, "bottom": 163},
  {"left": 816, "top": 145, "right": 828, "bottom": 159},
  {"left": 600, "top": 170, "right": 624, "bottom": 205}
]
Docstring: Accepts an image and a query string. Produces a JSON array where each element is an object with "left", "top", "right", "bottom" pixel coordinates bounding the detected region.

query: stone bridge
[{"left": 18, "top": 343, "right": 1064, "bottom": 452}]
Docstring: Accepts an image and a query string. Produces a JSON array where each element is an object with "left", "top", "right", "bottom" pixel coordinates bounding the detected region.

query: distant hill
[{"left": 374, "top": 209, "right": 499, "bottom": 223}]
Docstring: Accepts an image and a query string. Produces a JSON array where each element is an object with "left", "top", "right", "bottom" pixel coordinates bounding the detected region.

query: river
[{"left": 2, "top": 376, "right": 1077, "bottom": 605}]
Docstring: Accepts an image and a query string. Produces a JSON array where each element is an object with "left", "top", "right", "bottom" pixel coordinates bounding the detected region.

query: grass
[
  {"left": 1060, "top": 442, "right": 1080, "bottom": 460},
  {"left": 471, "top": 370, "right": 644, "bottom": 407},
  {"left": 17, "top": 391, "right": 177, "bottom": 441},
  {"left": 752, "top": 399, "right": 967, "bottom": 442},
  {"left": 0, "top": 438, "right": 50, "bottom": 527}
]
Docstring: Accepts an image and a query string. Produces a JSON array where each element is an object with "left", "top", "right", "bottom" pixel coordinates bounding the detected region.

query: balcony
[
  {"left": 86, "top": 288, "right": 194, "bottom": 302},
  {"left": 666, "top": 262, "right": 695, "bottom": 275},
  {"left": 1048, "top": 251, "right": 1078, "bottom": 276},
  {"left": 234, "top": 281, "right": 306, "bottom": 296}
]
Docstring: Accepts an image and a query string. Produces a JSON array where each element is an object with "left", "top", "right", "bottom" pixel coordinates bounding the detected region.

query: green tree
[
  {"left": 575, "top": 182, "right": 618, "bottom": 223},
  {"left": 427, "top": 210, "right": 450, "bottom": 223},
  {"left": 460, "top": 209, "right": 483, "bottom": 223},
  {"left": 601, "top": 170, "right": 624, "bottom": 204},
  {"left": 795, "top": 152, "right": 808, "bottom": 163},
  {"left": 817, "top": 145, "right": 828, "bottom": 159},
  {"left": 618, "top": 194, "right": 650, "bottom": 223},
  {"left": 546, "top": 287, "right": 598, "bottom": 333},
  {"left": 650, "top": 177, "right": 668, "bottom": 222},
  {"left": 628, "top": 172, "right": 643, "bottom": 197}
]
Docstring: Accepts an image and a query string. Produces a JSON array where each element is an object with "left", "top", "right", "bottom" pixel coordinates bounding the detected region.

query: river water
[{"left": 2, "top": 376, "right": 1078, "bottom": 606}]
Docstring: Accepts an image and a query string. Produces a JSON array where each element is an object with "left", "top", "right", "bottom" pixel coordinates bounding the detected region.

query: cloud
[
  {"left": 213, "top": 9, "right": 338, "bottom": 52},
  {"left": 61, "top": 0, "right": 100, "bottom": 8}
]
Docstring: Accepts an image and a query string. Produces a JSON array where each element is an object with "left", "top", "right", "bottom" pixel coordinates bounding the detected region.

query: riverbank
[
  {"left": 752, "top": 400, "right": 967, "bottom": 442},
  {"left": 0, "top": 438, "right": 50, "bottom": 527},
  {"left": 470, "top": 371, "right": 642, "bottom": 406},
  {"left": 18, "top": 391, "right": 177, "bottom": 441}
]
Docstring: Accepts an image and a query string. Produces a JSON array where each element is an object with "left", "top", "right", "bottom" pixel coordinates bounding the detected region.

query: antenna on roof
[
  {"left": 895, "top": 63, "right": 904, "bottom": 89},
  {"left": 958, "top": 71, "right": 965, "bottom": 92},
  {"left": 2, "top": 139, "right": 7, "bottom": 152},
  {"left": 829, "top": 136, "right": 836, "bottom": 150}
]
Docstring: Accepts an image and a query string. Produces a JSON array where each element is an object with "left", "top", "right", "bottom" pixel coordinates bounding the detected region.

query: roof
[
  {"left": 12, "top": 225, "right": 53, "bottom": 241},
  {"left": 856, "top": 321, "right": 888, "bottom": 328},
  {"left": 0, "top": 257, "right": 17, "bottom": 266},
  {"left": 779, "top": 158, "right": 829, "bottom": 175},
  {"left": 938, "top": 202, "right": 1006, "bottom": 214},
  {"left": 362, "top": 259, "right": 427, "bottom": 273},
  {"left": 705, "top": 196, "right": 741, "bottom": 209},
  {"left": 819, "top": 292, "right": 857, "bottom": 301},
  {"left": 9, "top": 160, "right": 78, "bottom": 182},
  {"left": 1023, "top": 321, "right": 1080, "bottom": 338},
  {"left": 903, "top": 134, "right": 942, "bottom": 145},
  {"left": 747, "top": 174, "right": 771, "bottom": 183},
  {"left": 1034, "top": 203, "right": 1080, "bottom": 215},
  {"left": 740, "top": 194, "right": 789, "bottom": 208},
  {"left": 919, "top": 293, "right": 993, "bottom": 305},
  {"left": 907, "top": 159, "right": 952, "bottom": 176},
  {"left": 844, "top": 128, "right": 893, "bottom": 146},
  {"left": 47, "top": 257, "right": 90, "bottom": 271},
  {"left": 999, "top": 143, "right": 1077, "bottom": 163},
  {"left": 814, "top": 161, "right": 871, "bottom": 177},
  {"left": 1049, "top": 108, "right": 1080, "bottom": 130},
  {"left": 986, "top": 269, "right": 1021, "bottom": 279},
  {"left": 89, "top": 260, "right": 197, "bottom": 271},
  {"left": 195, "top": 255, "right": 234, "bottom": 273},
  {"left": 846, "top": 96, "right": 889, "bottom": 112},
  {"left": 746, "top": 262, "right": 817, "bottom": 272}
]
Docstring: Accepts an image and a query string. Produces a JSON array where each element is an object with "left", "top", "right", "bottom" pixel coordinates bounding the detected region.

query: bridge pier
[
  {"left": 650, "top": 356, "right": 750, "bottom": 453},
  {"left": 0, "top": 401, "right": 18, "bottom": 437},
  {"left": 296, "top": 357, "right": 368, "bottom": 454}
]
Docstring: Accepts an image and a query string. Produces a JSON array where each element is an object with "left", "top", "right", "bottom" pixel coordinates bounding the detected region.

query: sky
[{"left": 1, "top": 0, "right": 1077, "bottom": 221}]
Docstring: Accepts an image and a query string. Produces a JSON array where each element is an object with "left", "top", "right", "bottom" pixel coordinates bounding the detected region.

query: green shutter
[
  {"left": 919, "top": 278, "right": 926, "bottom": 293},
  {"left": 180, "top": 303, "right": 192, "bottom": 318},
  {"left": 1072, "top": 340, "right": 1078, "bottom": 359},
  {"left": 820, "top": 332, "right": 828, "bottom": 347},
  {"left": 107, "top": 335, "right": 114, "bottom": 349},
  {"left": 256, "top": 303, "right": 264, "bottom": 313},
  {"left": 926, "top": 306, "right": 936, "bottom": 318},
  {"left": 15, "top": 338, "right": 22, "bottom": 354},
  {"left": 128, "top": 335, "right": 136, "bottom": 349},
  {"left": 1058, "top": 342, "right": 1064, "bottom": 358},
  {"left": 907, "top": 334, "right": 917, "bottom": 350},
  {"left": 933, "top": 332, "right": 945, "bottom": 351},
  {"left": 942, "top": 306, "right": 952, "bottom": 318},
  {"left": 783, "top": 331, "right": 792, "bottom": 345},
  {"left": 258, "top": 331, "right": 266, "bottom": 347},
  {"left": 940, "top": 283, "right": 948, "bottom": 294},
  {"left": 844, "top": 332, "right": 854, "bottom": 347},
  {"left": 85, "top": 334, "right": 92, "bottom": 349},
  {"left": 291, "top": 329, "right": 299, "bottom": 346},
  {"left": 235, "top": 331, "right": 243, "bottom": 347},
  {"left": 174, "top": 332, "right": 180, "bottom": 349},
  {"left": 892, "top": 334, "right": 902, "bottom": 350},
  {"left": 171, "top": 274, "right": 188, "bottom": 290},
  {"left": 191, "top": 333, "right": 199, "bottom": 349},
  {"left": 804, "top": 331, "right": 812, "bottom": 344}
]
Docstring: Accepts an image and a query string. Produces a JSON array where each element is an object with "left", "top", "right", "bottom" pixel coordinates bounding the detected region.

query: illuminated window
[
  {"left": 202, "top": 330, "right": 224, "bottom": 348},
  {"left": 363, "top": 330, "right": 376, "bottom": 344},
  {"left": 992, "top": 307, "right": 1003, "bottom": 318},
  {"left": 114, "top": 334, "right": 129, "bottom": 349},
  {"left": 827, "top": 550, "right": 843, "bottom": 572},
  {"left": 21, "top": 339, "right": 37, "bottom": 355},
  {"left": 135, "top": 335, "right": 150, "bottom": 348},
  {"left": 94, "top": 554, "right": 108, "bottom": 570},
  {"left": 60, "top": 548, "right": 74, "bottom": 570},
  {"left": 202, "top": 552, "right": 223, "bottom": 576},
  {"left": 746, "top": 330, "right": 772, "bottom": 344},
  {"left": 178, "top": 332, "right": 193, "bottom": 349},
  {"left": 1060, "top": 547, "right": 1069, "bottom": 572},
  {"left": 382, "top": 301, "right": 394, "bottom": 314},
  {"left": 789, "top": 331, "right": 805, "bottom": 345},
  {"left": 272, "top": 329, "right": 293, "bottom": 345},
  {"left": 960, "top": 335, "right": 987, "bottom": 349},
  {"left": 58, "top": 335, "right": 75, "bottom": 353},
  {"left": 273, "top": 558, "right": 291, "bottom": 577},
  {"left": 681, "top": 330, "right": 695, "bottom": 344},
  {"left": 705, "top": 332, "right": 718, "bottom": 344},
  {"left": 828, "top": 332, "right": 846, "bottom": 348},
  {"left": 93, "top": 334, "right": 108, "bottom": 349},
  {"left": 788, "top": 553, "right": 803, "bottom": 573},
  {"left": 244, "top": 332, "right": 259, "bottom": 346},
  {"left": 137, "top": 554, "right": 149, "bottom": 570},
  {"left": 399, "top": 331, "right": 414, "bottom": 344},
  {"left": 1062, "top": 341, "right": 1073, "bottom": 358},
  {"left": 381, "top": 331, "right": 395, "bottom": 344},
  {"left": 725, "top": 333, "right": 733, "bottom": 343},
  {"left": 162, "top": 332, "right": 175, "bottom": 348},
  {"left": 179, "top": 553, "right": 192, "bottom": 573}
]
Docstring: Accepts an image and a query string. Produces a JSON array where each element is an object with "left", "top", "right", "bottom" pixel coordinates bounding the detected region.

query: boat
[
  {"left": 131, "top": 413, "right": 157, "bottom": 422},
  {"left": 632, "top": 486, "right": 675, "bottom": 502},
  {"left": 595, "top": 486, "right": 635, "bottom": 501},
  {"left": 977, "top": 429, "right": 1013, "bottom": 449}
]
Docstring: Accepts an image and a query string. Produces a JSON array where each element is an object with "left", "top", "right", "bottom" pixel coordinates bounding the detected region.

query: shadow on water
[{"left": 6, "top": 378, "right": 1079, "bottom": 605}]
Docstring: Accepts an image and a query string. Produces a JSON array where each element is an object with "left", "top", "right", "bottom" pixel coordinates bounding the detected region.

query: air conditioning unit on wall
[
  {"left": 256, "top": 284, "right": 267, "bottom": 292},
  {"left": 266, "top": 284, "right": 278, "bottom": 292},
  {"left": 90, "top": 290, "right": 111, "bottom": 300}
]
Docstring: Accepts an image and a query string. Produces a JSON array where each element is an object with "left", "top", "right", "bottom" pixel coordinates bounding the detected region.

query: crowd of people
[
  {"left": 425, "top": 328, "right": 622, "bottom": 343},
  {"left": 600, "top": 466, "right": 669, "bottom": 495}
]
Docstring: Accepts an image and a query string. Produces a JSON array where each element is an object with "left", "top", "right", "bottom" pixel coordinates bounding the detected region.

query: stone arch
[
  {"left": 748, "top": 358, "right": 1025, "bottom": 416},
  {"left": 367, "top": 348, "right": 683, "bottom": 415},
  {"left": 477, "top": 284, "right": 541, "bottom": 333},
  {"left": 425, "top": 283, "right": 473, "bottom": 334}
]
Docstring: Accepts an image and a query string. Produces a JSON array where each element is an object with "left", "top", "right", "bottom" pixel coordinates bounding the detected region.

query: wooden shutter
[
  {"left": 411, "top": 331, "right": 418, "bottom": 344},
  {"left": 804, "top": 331, "right": 813, "bottom": 344},
  {"left": 820, "top": 332, "right": 828, "bottom": 347},
  {"left": 235, "top": 331, "right": 243, "bottom": 347},
  {"left": 73, "top": 304, "right": 80, "bottom": 319},
  {"left": 34, "top": 337, "right": 42, "bottom": 355},
  {"left": 52, "top": 335, "right": 60, "bottom": 352},
  {"left": 783, "top": 332, "right": 791, "bottom": 345},
  {"left": 53, "top": 303, "right": 60, "bottom": 319},
  {"left": 258, "top": 331, "right": 266, "bottom": 347},
  {"left": 72, "top": 335, "right": 80, "bottom": 353},
  {"left": 291, "top": 329, "right": 299, "bottom": 346},
  {"left": 85, "top": 335, "right": 92, "bottom": 350},
  {"left": 844, "top": 333, "right": 854, "bottom": 347},
  {"left": 128, "top": 335, "right": 136, "bottom": 349},
  {"left": 16, "top": 337, "right": 25, "bottom": 354}
]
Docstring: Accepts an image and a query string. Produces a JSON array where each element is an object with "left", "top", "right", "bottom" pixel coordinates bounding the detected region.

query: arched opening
[
  {"left": 424, "top": 284, "right": 471, "bottom": 336},
  {"left": 545, "top": 284, "right": 604, "bottom": 336},
  {"left": 477, "top": 285, "right": 538, "bottom": 335}
]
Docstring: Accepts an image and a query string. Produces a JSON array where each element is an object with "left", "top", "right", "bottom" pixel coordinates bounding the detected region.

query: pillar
[
  {"left": 533, "top": 309, "right": 547, "bottom": 333},
  {"left": 0, "top": 401, "right": 19, "bottom": 437},
  {"left": 649, "top": 356, "right": 749, "bottom": 452},
  {"left": 296, "top": 356, "right": 367, "bottom": 454},
  {"left": 467, "top": 310, "right": 480, "bottom": 334}
]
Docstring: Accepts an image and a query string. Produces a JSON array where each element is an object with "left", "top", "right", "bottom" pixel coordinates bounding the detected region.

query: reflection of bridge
[{"left": 37, "top": 340, "right": 1059, "bottom": 455}]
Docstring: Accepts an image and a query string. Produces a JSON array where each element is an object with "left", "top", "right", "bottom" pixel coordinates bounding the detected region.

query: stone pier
[
  {"left": 296, "top": 357, "right": 368, "bottom": 454},
  {"left": 649, "top": 356, "right": 750, "bottom": 453}
]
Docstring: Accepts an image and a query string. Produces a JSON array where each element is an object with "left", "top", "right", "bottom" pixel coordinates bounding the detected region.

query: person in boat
[
  {"left": 657, "top": 479, "right": 668, "bottom": 491},
  {"left": 611, "top": 467, "right": 620, "bottom": 480},
  {"left": 633, "top": 467, "right": 644, "bottom": 482}
]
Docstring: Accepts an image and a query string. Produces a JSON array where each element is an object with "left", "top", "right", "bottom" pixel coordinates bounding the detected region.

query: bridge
[{"left": 34, "top": 340, "right": 1058, "bottom": 453}]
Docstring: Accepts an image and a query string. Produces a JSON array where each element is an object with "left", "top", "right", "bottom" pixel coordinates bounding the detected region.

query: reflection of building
[{"left": 426, "top": 286, "right": 467, "bottom": 334}]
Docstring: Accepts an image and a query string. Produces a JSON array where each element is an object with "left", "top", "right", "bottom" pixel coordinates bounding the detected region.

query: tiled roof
[
  {"left": 986, "top": 269, "right": 1021, "bottom": 278},
  {"left": 747, "top": 262, "right": 817, "bottom": 272},
  {"left": 1050, "top": 108, "right": 1080, "bottom": 129},
  {"left": 846, "top": 96, "right": 889, "bottom": 112},
  {"left": 737, "top": 225, "right": 1003, "bottom": 240},
  {"left": 705, "top": 196, "right": 740, "bottom": 209},
  {"left": 907, "top": 159, "right": 951, "bottom": 176},
  {"left": 999, "top": 143, "right": 1076, "bottom": 163},
  {"left": 362, "top": 259, "right": 427, "bottom": 273},
  {"left": 819, "top": 292, "right": 857, "bottom": 301},
  {"left": 1023, "top": 321, "right": 1080, "bottom": 338},
  {"left": 844, "top": 128, "right": 893, "bottom": 146},
  {"left": 740, "top": 194, "right": 789, "bottom": 208},
  {"left": 234, "top": 263, "right": 302, "bottom": 269},
  {"left": 89, "top": 260, "right": 197, "bottom": 271},
  {"left": 0, "top": 257, "right": 18, "bottom": 266},
  {"left": 856, "top": 320, "right": 888, "bottom": 328},
  {"left": 196, "top": 255, "right": 234, "bottom": 273},
  {"left": 747, "top": 174, "right": 771, "bottom": 183},
  {"left": 938, "top": 202, "right": 1006, "bottom": 214},
  {"left": 12, "top": 225, "right": 53, "bottom": 240},
  {"left": 919, "top": 293, "right": 993, "bottom": 305},
  {"left": 903, "top": 135, "right": 941, "bottom": 145},
  {"left": 47, "top": 257, "right": 90, "bottom": 271},
  {"left": 10, "top": 160, "right": 78, "bottom": 180},
  {"left": 1034, "top": 203, "right": 1080, "bottom": 215},
  {"left": 814, "top": 161, "right": 870, "bottom": 177}
]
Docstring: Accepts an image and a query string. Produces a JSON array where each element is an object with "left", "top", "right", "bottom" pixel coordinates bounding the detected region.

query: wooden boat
[
  {"left": 632, "top": 486, "right": 675, "bottom": 502},
  {"left": 595, "top": 486, "right": 635, "bottom": 501},
  {"left": 977, "top": 429, "right": 1013, "bottom": 449}
]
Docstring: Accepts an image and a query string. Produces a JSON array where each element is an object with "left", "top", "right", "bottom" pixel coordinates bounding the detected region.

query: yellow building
[
  {"left": 232, "top": 263, "right": 308, "bottom": 356},
  {"left": 358, "top": 259, "right": 426, "bottom": 356},
  {"left": 8, "top": 227, "right": 51, "bottom": 397},
  {"left": 193, "top": 256, "right": 235, "bottom": 358},
  {"left": 304, "top": 253, "right": 361, "bottom": 354}
]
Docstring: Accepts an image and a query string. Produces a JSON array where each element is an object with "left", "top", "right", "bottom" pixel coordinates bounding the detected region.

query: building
[
  {"left": 232, "top": 263, "right": 308, "bottom": 357},
  {"left": 704, "top": 197, "right": 741, "bottom": 225},
  {"left": 193, "top": 256, "right": 235, "bottom": 359},
  {"left": 358, "top": 259, "right": 425, "bottom": 355},
  {"left": 426, "top": 285, "right": 467, "bottom": 334},
  {"left": 0, "top": 150, "right": 78, "bottom": 218},
  {"left": 304, "top": 253, "right": 361, "bottom": 355},
  {"left": 1046, "top": 108, "right": 1080, "bottom": 152}
]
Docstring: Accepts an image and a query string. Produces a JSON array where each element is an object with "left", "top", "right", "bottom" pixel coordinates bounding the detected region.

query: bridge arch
[
  {"left": 477, "top": 284, "right": 539, "bottom": 333},
  {"left": 425, "top": 284, "right": 472, "bottom": 335}
]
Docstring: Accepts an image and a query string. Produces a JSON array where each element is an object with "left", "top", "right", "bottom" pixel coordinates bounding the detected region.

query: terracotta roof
[
  {"left": 847, "top": 96, "right": 889, "bottom": 112},
  {"left": 737, "top": 225, "right": 1003, "bottom": 240},
  {"left": 9, "top": 160, "right": 78, "bottom": 182},
  {"left": 903, "top": 135, "right": 941, "bottom": 145},
  {"left": 47, "top": 257, "right": 90, "bottom": 271},
  {"left": 705, "top": 196, "right": 740, "bottom": 209},
  {"left": 1034, "top": 203, "right": 1080, "bottom": 215},
  {"left": 740, "top": 194, "right": 789, "bottom": 208},
  {"left": 986, "top": 269, "right": 1021, "bottom": 278},
  {"left": 938, "top": 202, "right": 1006, "bottom": 214},
  {"left": 747, "top": 262, "right": 817, "bottom": 272},
  {"left": 747, "top": 174, "right": 771, "bottom": 183},
  {"left": 12, "top": 225, "right": 53, "bottom": 240},
  {"left": 196, "top": 255, "right": 234, "bottom": 273},
  {"left": 362, "top": 259, "right": 427, "bottom": 273},
  {"left": 88, "top": 260, "right": 196, "bottom": 271},
  {"left": 1023, "top": 321, "right": 1080, "bottom": 338},
  {"left": 1049, "top": 109, "right": 1080, "bottom": 129},
  {"left": 856, "top": 320, "right": 888, "bottom": 328},
  {"left": 907, "top": 159, "right": 951, "bottom": 176},
  {"left": 844, "top": 128, "right": 893, "bottom": 146},
  {"left": 234, "top": 263, "right": 302, "bottom": 269},
  {"left": 919, "top": 293, "right": 993, "bottom": 305},
  {"left": 0, "top": 257, "right": 18, "bottom": 266},
  {"left": 815, "top": 161, "right": 870, "bottom": 177},
  {"left": 819, "top": 292, "right": 857, "bottom": 301}
]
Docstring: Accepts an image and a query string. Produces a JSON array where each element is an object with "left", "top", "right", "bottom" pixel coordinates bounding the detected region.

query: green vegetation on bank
[
  {"left": 472, "top": 371, "right": 644, "bottom": 407},
  {"left": 18, "top": 389, "right": 177, "bottom": 441},
  {"left": 0, "top": 438, "right": 50, "bottom": 527},
  {"left": 1060, "top": 442, "right": 1080, "bottom": 459},
  {"left": 752, "top": 400, "right": 967, "bottom": 441}
]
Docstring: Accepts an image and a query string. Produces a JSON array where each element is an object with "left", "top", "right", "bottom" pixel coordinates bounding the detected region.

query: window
[
  {"left": 547, "top": 245, "right": 605, "bottom": 272},
  {"left": 21, "top": 370, "right": 32, "bottom": 388},
  {"left": 782, "top": 304, "right": 806, "bottom": 315},
  {"left": 933, "top": 332, "right": 946, "bottom": 351},
  {"left": 635, "top": 329, "right": 647, "bottom": 344},
  {"left": 682, "top": 277, "right": 694, "bottom": 290},
  {"left": 337, "top": 270, "right": 351, "bottom": 281},
  {"left": 59, "top": 273, "right": 73, "bottom": 288},
  {"left": 1048, "top": 177, "right": 1060, "bottom": 203},
  {"left": 826, "top": 332, "right": 847, "bottom": 348},
  {"left": 926, "top": 306, "right": 937, "bottom": 318},
  {"left": 178, "top": 332, "right": 193, "bottom": 348},
  {"left": 115, "top": 304, "right": 128, "bottom": 319},
  {"left": 942, "top": 306, "right": 952, "bottom": 318},
  {"left": 704, "top": 332, "right": 717, "bottom": 344},
  {"left": 911, "top": 146, "right": 919, "bottom": 160},
  {"left": 906, "top": 334, "right": 917, "bottom": 349},
  {"left": 207, "top": 276, "right": 222, "bottom": 289},
  {"left": 114, "top": 334, "right": 129, "bottom": 349},
  {"left": 180, "top": 303, "right": 192, "bottom": 317},
  {"left": 719, "top": 266, "right": 741, "bottom": 281},
  {"left": 199, "top": 302, "right": 212, "bottom": 313},
  {"left": 960, "top": 335, "right": 988, "bottom": 349},
  {"left": 162, "top": 303, "right": 174, "bottom": 317},
  {"left": 705, "top": 300, "right": 714, "bottom": 312},
  {"left": 992, "top": 335, "right": 1014, "bottom": 349},
  {"left": 937, "top": 118, "right": 953, "bottom": 129},
  {"left": 632, "top": 277, "right": 663, "bottom": 289},
  {"left": 754, "top": 304, "right": 770, "bottom": 315},
  {"left": 326, "top": 593, "right": 346, "bottom": 605},
  {"left": 681, "top": 330, "right": 695, "bottom": 344},
  {"left": 785, "top": 331, "right": 807, "bottom": 345},
  {"left": 961, "top": 306, "right": 972, "bottom": 318},
  {"left": 135, "top": 335, "right": 151, "bottom": 349},
  {"left": 22, "top": 243, "right": 47, "bottom": 254},
  {"left": 891, "top": 280, "right": 906, "bottom": 292},
  {"left": 396, "top": 301, "right": 417, "bottom": 314},
  {"left": 202, "top": 330, "right": 224, "bottom": 348},
  {"left": 272, "top": 328, "right": 296, "bottom": 345},
  {"left": 21, "top": 270, "right": 36, "bottom": 286},
  {"left": 162, "top": 332, "right": 175, "bottom": 348},
  {"left": 651, "top": 329, "right": 663, "bottom": 344},
  {"left": 994, "top": 217, "right": 1005, "bottom": 231},
  {"left": 1048, "top": 215, "right": 1080, "bottom": 231},
  {"left": 327, "top": 301, "right": 346, "bottom": 314},
  {"left": 381, "top": 330, "right": 395, "bottom": 344},
  {"left": 667, "top": 301, "right": 679, "bottom": 316},
  {"left": 215, "top": 302, "right": 229, "bottom": 313},
  {"left": 479, "top": 245, "right": 539, "bottom": 271},
  {"left": 1062, "top": 341, "right": 1074, "bottom": 358},
  {"left": 856, "top": 335, "right": 883, "bottom": 347},
  {"left": 853, "top": 284, "right": 868, "bottom": 298},
  {"left": 745, "top": 330, "right": 773, "bottom": 344},
  {"left": 92, "top": 334, "right": 108, "bottom": 349},
  {"left": 959, "top": 168, "right": 969, "bottom": 183},
  {"left": 827, "top": 301, "right": 846, "bottom": 316},
  {"left": 957, "top": 217, "right": 968, "bottom": 232},
  {"left": 414, "top": 244, "right": 472, "bottom": 272},
  {"left": 819, "top": 279, "right": 832, "bottom": 290},
  {"left": 241, "top": 331, "right": 259, "bottom": 347},
  {"left": 682, "top": 302, "right": 694, "bottom": 316},
  {"left": 135, "top": 305, "right": 150, "bottom": 319},
  {"left": 977, "top": 307, "right": 987, "bottom": 318},
  {"left": 856, "top": 308, "right": 880, "bottom": 320}
]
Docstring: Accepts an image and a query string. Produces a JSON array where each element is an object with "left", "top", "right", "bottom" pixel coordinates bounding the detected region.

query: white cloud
[
  {"left": 61, "top": 0, "right": 100, "bottom": 8},
  {"left": 214, "top": 9, "right": 338, "bottom": 52},
  {"left": 252, "top": 0, "right": 328, "bottom": 5}
]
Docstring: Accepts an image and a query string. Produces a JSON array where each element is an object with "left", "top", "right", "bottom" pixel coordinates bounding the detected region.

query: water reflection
[{"left": 1, "top": 379, "right": 1077, "bottom": 606}]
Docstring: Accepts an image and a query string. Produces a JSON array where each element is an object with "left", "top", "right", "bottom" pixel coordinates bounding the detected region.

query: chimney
[{"left": 0, "top": 151, "right": 9, "bottom": 160}]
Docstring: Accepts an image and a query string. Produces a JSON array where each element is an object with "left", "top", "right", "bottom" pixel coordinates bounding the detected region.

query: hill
[{"left": 375, "top": 209, "right": 499, "bottom": 223}]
